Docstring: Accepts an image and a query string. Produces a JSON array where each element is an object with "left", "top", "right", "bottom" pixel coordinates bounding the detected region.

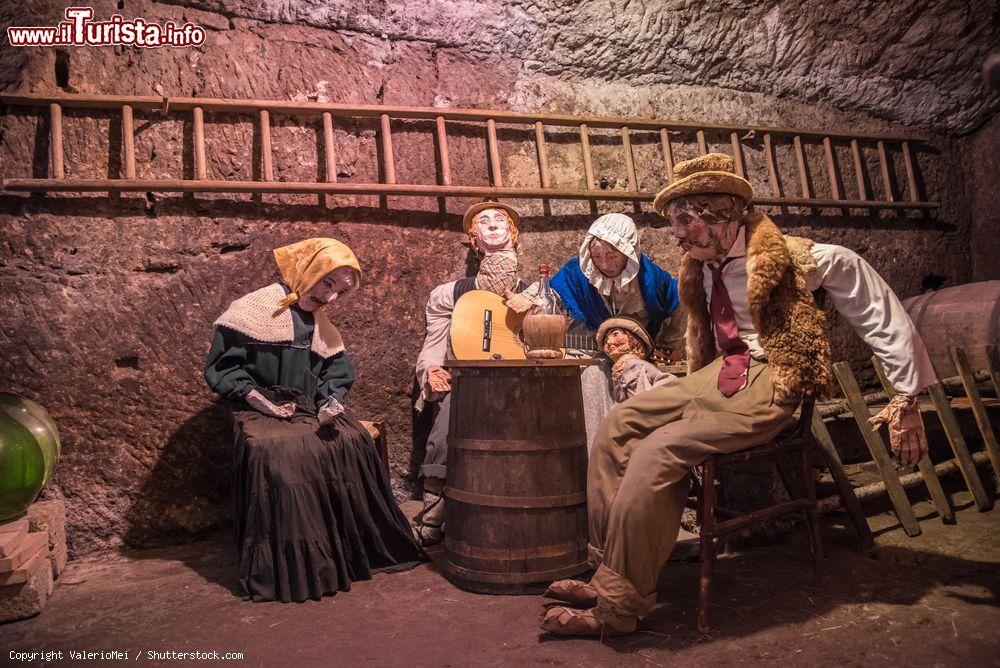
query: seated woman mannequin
[{"left": 204, "top": 237, "right": 428, "bottom": 603}]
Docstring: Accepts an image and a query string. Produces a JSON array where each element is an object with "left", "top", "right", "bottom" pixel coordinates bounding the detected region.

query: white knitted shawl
[{"left": 214, "top": 283, "right": 345, "bottom": 359}]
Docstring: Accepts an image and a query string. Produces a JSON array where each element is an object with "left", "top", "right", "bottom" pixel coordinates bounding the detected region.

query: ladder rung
[
  {"left": 850, "top": 138, "right": 868, "bottom": 201},
  {"left": 193, "top": 106, "right": 207, "bottom": 180},
  {"left": 322, "top": 112, "right": 337, "bottom": 183},
  {"left": 260, "top": 109, "right": 273, "bottom": 182},
  {"left": 730, "top": 132, "right": 745, "bottom": 178},
  {"left": 696, "top": 129, "right": 707, "bottom": 154},
  {"left": 877, "top": 140, "right": 894, "bottom": 202},
  {"left": 822, "top": 137, "right": 839, "bottom": 200},
  {"left": 436, "top": 116, "right": 452, "bottom": 186},
  {"left": 902, "top": 141, "right": 919, "bottom": 203},
  {"left": 580, "top": 123, "right": 595, "bottom": 190},
  {"left": 535, "top": 121, "right": 550, "bottom": 189},
  {"left": 793, "top": 135, "right": 810, "bottom": 199},
  {"left": 660, "top": 129, "right": 674, "bottom": 182},
  {"left": 763, "top": 132, "right": 781, "bottom": 197},
  {"left": 621, "top": 126, "right": 637, "bottom": 192},
  {"left": 121, "top": 104, "right": 136, "bottom": 179},
  {"left": 50, "top": 103, "right": 64, "bottom": 179},
  {"left": 380, "top": 113, "right": 395, "bottom": 185},
  {"left": 486, "top": 118, "right": 502, "bottom": 188}
]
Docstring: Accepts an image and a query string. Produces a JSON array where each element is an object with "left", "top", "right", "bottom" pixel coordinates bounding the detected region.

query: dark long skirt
[{"left": 231, "top": 407, "right": 428, "bottom": 603}]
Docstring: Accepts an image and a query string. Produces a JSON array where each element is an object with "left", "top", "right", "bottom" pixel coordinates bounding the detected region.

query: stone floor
[{"left": 2, "top": 492, "right": 999, "bottom": 667}]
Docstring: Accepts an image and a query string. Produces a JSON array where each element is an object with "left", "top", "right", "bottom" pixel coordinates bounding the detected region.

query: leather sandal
[
  {"left": 543, "top": 579, "right": 598, "bottom": 607},
  {"left": 539, "top": 605, "right": 638, "bottom": 637}
]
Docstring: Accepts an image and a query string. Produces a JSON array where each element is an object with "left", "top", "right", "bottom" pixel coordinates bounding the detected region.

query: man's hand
[
  {"left": 245, "top": 389, "right": 296, "bottom": 419},
  {"left": 504, "top": 289, "right": 535, "bottom": 314},
  {"left": 870, "top": 394, "right": 928, "bottom": 467},
  {"left": 318, "top": 398, "right": 345, "bottom": 425},
  {"left": 427, "top": 365, "right": 452, "bottom": 393}
]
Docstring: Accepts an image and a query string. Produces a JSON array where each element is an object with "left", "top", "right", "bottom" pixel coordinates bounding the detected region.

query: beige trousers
[{"left": 587, "top": 355, "right": 795, "bottom": 618}]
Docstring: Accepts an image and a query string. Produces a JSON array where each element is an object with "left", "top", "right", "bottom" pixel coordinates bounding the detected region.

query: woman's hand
[
  {"left": 318, "top": 398, "right": 345, "bottom": 425},
  {"left": 870, "top": 394, "right": 928, "bottom": 467},
  {"left": 245, "top": 389, "right": 296, "bottom": 419},
  {"left": 427, "top": 366, "right": 452, "bottom": 393}
]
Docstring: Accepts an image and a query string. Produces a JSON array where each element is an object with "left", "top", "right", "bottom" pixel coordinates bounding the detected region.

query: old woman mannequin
[
  {"left": 508, "top": 213, "right": 682, "bottom": 450},
  {"left": 540, "top": 153, "right": 935, "bottom": 637},
  {"left": 205, "top": 238, "right": 427, "bottom": 603},
  {"left": 412, "top": 201, "right": 526, "bottom": 545}
]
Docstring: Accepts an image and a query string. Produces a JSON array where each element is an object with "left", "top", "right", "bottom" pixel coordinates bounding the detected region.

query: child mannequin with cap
[
  {"left": 205, "top": 238, "right": 428, "bottom": 603},
  {"left": 540, "top": 154, "right": 936, "bottom": 637},
  {"left": 412, "top": 201, "right": 528, "bottom": 546},
  {"left": 596, "top": 316, "right": 676, "bottom": 403}
]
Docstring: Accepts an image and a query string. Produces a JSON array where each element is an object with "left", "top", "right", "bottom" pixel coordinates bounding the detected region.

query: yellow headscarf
[{"left": 273, "top": 238, "right": 362, "bottom": 309}]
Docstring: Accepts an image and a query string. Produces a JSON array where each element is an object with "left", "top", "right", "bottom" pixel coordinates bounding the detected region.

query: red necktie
[{"left": 709, "top": 258, "right": 750, "bottom": 397}]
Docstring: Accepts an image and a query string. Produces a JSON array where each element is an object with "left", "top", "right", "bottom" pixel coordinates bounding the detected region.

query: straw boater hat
[
  {"left": 463, "top": 201, "right": 521, "bottom": 243},
  {"left": 596, "top": 316, "right": 653, "bottom": 357},
  {"left": 651, "top": 153, "right": 754, "bottom": 216}
]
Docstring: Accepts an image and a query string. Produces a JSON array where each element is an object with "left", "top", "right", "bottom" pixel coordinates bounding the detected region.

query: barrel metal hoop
[
  {"left": 445, "top": 487, "right": 587, "bottom": 508},
  {"left": 444, "top": 560, "right": 591, "bottom": 585},
  {"left": 446, "top": 538, "right": 588, "bottom": 562},
  {"left": 448, "top": 437, "right": 583, "bottom": 452}
]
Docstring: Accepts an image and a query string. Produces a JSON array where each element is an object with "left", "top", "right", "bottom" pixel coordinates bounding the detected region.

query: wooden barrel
[
  {"left": 902, "top": 281, "right": 1000, "bottom": 379},
  {"left": 443, "top": 359, "right": 594, "bottom": 594}
]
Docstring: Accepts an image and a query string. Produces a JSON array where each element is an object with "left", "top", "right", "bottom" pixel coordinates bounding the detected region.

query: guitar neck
[{"left": 564, "top": 332, "right": 598, "bottom": 352}]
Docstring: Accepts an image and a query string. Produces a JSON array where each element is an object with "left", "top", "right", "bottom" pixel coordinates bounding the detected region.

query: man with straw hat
[
  {"left": 540, "top": 153, "right": 937, "bottom": 636},
  {"left": 412, "top": 201, "right": 528, "bottom": 546}
]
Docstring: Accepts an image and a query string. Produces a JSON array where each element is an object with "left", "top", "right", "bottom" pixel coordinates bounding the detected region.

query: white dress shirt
[{"left": 702, "top": 226, "right": 936, "bottom": 395}]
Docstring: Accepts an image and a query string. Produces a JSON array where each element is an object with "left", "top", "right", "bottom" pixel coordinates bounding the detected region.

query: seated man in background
[
  {"left": 412, "top": 201, "right": 527, "bottom": 546},
  {"left": 541, "top": 153, "right": 935, "bottom": 637}
]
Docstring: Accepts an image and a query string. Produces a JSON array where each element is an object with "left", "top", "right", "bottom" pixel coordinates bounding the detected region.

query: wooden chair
[{"left": 695, "top": 399, "right": 823, "bottom": 633}]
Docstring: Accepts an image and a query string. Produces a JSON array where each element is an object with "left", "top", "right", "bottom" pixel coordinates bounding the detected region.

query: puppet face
[
  {"left": 472, "top": 208, "right": 514, "bottom": 253},
  {"left": 666, "top": 194, "right": 744, "bottom": 262},
  {"left": 603, "top": 327, "right": 645, "bottom": 361},
  {"left": 589, "top": 238, "right": 629, "bottom": 278},
  {"left": 298, "top": 266, "right": 358, "bottom": 311}
]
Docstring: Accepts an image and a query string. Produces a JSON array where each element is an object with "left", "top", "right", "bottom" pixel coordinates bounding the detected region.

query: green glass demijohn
[{"left": 0, "top": 393, "right": 61, "bottom": 523}]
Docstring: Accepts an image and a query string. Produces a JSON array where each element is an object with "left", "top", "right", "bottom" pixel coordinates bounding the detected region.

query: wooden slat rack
[{"left": 0, "top": 92, "right": 938, "bottom": 211}]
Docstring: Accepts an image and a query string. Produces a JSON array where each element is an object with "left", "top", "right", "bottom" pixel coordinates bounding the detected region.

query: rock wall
[
  {"left": 0, "top": 0, "right": 995, "bottom": 554},
  {"left": 965, "top": 110, "right": 1000, "bottom": 281}
]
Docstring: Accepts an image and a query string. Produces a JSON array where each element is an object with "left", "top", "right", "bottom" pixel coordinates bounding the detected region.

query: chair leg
[
  {"left": 800, "top": 444, "right": 824, "bottom": 584},
  {"left": 698, "top": 458, "right": 717, "bottom": 634}
]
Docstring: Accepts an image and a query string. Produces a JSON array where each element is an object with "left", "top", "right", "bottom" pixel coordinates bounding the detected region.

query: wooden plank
[
  {"left": 951, "top": 346, "right": 1000, "bottom": 485},
  {"left": 435, "top": 116, "right": 452, "bottom": 186},
  {"left": 850, "top": 138, "right": 867, "bottom": 200},
  {"left": 833, "top": 361, "right": 921, "bottom": 536},
  {"left": 730, "top": 132, "right": 745, "bottom": 178},
  {"left": 580, "top": 123, "right": 595, "bottom": 190},
  {"left": 49, "top": 102, "right": 64, "bottom": 179},
  {"left": 192, "top": 106, "right": 207, "bottom": 180},
  {"left": 810, "top": 411, "right": 876, "bottom": 553},
  {"left": 763, "top": 133, "right": 782, "bottom": 197},
  {"left": 902, "top": 141, "right": 920, "bottom": 202},
  {"left": 486, "top": 118, "right": 502, "bottom": 188},
  {"left": 322, "top": 111, "right": 337, "bottom": 183},
  {"left": 793, "top": 135, "right": 810, "bottom": 199},
  {"left": 660, "top": 129, "right": 674, "bottom": 182},
  {"left": 696, "top": 129, "right": 707, "bottom": 154},
  {"left": 822, "top": 137, "right": 840, "bottom": 200},
  {"left": 0, "top": 531, "right": 46, "bottom": 572},
  {"left": 877, "top": 140, "right": 894, "bottom": 202},
  {"left": 925, "top": 381, "right": 991, "bottom": 510},
  {"left": 121, "top": 104, "right": 136, "bottom": 179},
  {"left": 871, "top": 357, "right": 954, "bottom": 523},
  {"left": 0, "top": 522, "right": 27, "bottom": 557},
  {"left": 621, "top": 126, "right": 638, "bottom": 192},
  {"left": 535, "top": 121, "right": 550, "bottom": 189},
  {"left": 380, "top": 113, "right": 396, "bottom": 185},
  {"left": 0, "top": 544, "right": 46, "bottom": 586},
  {"left": 259, "top": 109, "right": 273, "bottom": 182}
]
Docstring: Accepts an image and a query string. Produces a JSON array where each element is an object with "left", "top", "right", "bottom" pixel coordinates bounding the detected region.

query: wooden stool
[{"left": 695, "top": 400, "right": 823, "bottom": 633}]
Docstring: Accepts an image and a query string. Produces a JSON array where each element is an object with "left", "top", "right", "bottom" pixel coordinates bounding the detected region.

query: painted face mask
[
  {"left": 667, "top": 195, "right": 744, "bottom": 262},
  {"left": 472, "top": 208, "right": 514, "bottom": 253},
  {"left": 297, "top": 265, "right": 358, "bottom": 312}
]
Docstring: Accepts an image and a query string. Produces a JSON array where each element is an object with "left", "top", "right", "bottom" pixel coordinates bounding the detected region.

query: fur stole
[{"left": 679, "top": 213, "right": 831, "bottom": 401}]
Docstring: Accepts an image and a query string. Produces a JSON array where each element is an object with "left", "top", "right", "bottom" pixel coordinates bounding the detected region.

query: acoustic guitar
[{"left": 450, "top": 290, "right": 599, "bottom": 360}]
